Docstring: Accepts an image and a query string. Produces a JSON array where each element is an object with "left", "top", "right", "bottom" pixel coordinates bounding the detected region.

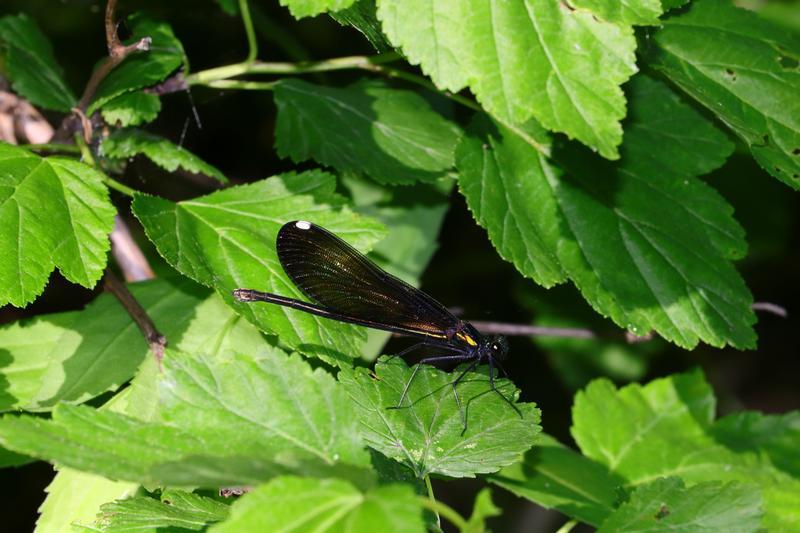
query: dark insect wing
[{"left": 277, "top": 220, "right": 463, "bottom": 341}]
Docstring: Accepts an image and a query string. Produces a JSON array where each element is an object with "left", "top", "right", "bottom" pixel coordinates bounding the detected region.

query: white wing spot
[{"left": 295, "top": 220, "right": 311, "bottom": 230}]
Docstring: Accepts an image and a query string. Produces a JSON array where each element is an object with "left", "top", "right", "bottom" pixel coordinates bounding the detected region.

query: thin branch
[
  {"left": 239, "top": 0, "right": 258, "bottom": 65},
  {"left": 75, "top": 133, "right": 136, "bottom": 196},
  {"left": 555, "top": 520, "right": 578, "bottom": 533},
  {"left": 19, "top": 143, "right": 81, "bottom": 155},
  {"left": 416, "top": 496, "right": 467, "bottom": 531},
  {"left": 424, "top": 475, "right": 441, "bottom": 530},
  {"left": 185, "top": 53, "right": 400, "bottom": 86},
  {"left": 55, "top": 0, "right": 151, "bottom": 141},
  {"left": 752, "top": 301, "right": 788, "bottom": 318},
  {"left": 182, "top": 52, "right": 551, "bottom": 155},
  {"left": 79, "top": 0, "right": 151, "bottom": 110},
  {"left": 470, "top": 320, "right": 597, "bottom": 339},
  {"left": 110, "top": 216, "right": 155, "bottom": 282},
  {"left": 203, "top": 79, "right": 277, "bottom": 91},
  {"left": 145, "top": 72, "right": 189, "bottom": 95},
  {"left": 104, "top": 269, "right": 166, "bottom": 364},
  {"left": 472, "top": 300, "right": 786, "bottom": 343}
]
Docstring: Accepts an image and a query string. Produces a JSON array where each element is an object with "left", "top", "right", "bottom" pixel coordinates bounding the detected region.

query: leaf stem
[
  {"left": 20, "top": 143, "right": 82, "bottom": 155},
  {"left": 204, "top": 79, "right": 277, "bottom": 91},
  {"left": 417, "top": 494, "right": 467, "bottom": 531},
  {"left": 104, "top": 269, "right": 166, "bottom": 364},
  {"left": 185, "top": 53, "right": 400, "bottom": 85},
  {"left": 182, "top": 51, "right": 550, "bottom": 155},
  {"left": 424, "top": 475, "right": 441, "bottom": 529},
  {"left": 555, "top": 519, "right": 578, "bottom": 533},
  {"left": 74, "top": 134, "right": 137, "bottom": 197},
  {"left": 239, "top": 0, "right": 258, "bottom": 65},
  {"left": 75, "top": 133, "right": 97, "bottom": 166}
]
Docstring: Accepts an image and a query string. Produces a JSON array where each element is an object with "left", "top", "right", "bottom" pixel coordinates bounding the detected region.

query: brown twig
[
  {"left": 76, "top": 0, "right": 152, "bottom": 111},
  {"left": 110, "top": 216, "right": 155, "bottom": 282},
  {"left": 104, "top": 269, "right": 166, "bottom": 364},
  {"left": 752, "top": 301, "right": 788, "bottom": 318},
  {"left": 469, "top": 321, "right": 596, "bottom": 339},
  {"left": 145, "top": 72, "right": 189, "bottom": 95},
  {"left": 470, "top": 300, "right": 786, "bottom": 343},
  {"left": 54, "top": 0, "right": 151, "bottom": 141}
]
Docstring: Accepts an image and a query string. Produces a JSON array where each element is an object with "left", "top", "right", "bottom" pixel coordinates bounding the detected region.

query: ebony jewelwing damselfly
[{"left": 233, "top": 220, "right": 519, "bottom": 432}]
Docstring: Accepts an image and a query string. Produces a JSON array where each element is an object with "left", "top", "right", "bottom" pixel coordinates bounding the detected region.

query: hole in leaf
[
  {"left": 725, "top": 68, "right": 737, "bottom": 81},
  {"left": 655, "top": 504, "right": 670, "bottom": 520},
  {"left": 793, "top": 174, "right": 799, "bottom": 180},
  {"left": 792, "top": 148, "right": 800, "bottom": 155},
  {"left": 163, "top": 499, "right": 172, "bottom": 505},
  {"left": 762, "top": 134, "right": 770, "bottom": 145},
  {"left": 778, "top": 55, "right": 799, "bottom": 69}
]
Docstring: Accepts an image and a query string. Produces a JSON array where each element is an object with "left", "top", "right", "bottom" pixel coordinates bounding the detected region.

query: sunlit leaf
[
  {"left": 280, "top": 0, "right": 357, "bottom": 18},
  {"left": 647, "top": 0, "right": 800, "bottom": 188},
  {"left": 0, "top": 143, "right": 115, "bottom": 307},
  {"left": 0, "top": 349, "right": 372, "bottom": 487},
  {"left": 93, "top": 489, "right": 229, "bottom": 532},
  {"left": 598, "top": 478, "right": 762, "bottom": 533},
  {"left": 378, "top": 0, "right": 638, "bottom": 158},
  {"left": 339, "top": 357, "right": 541, "bottom": 478},
  {"left": 210, "top": 477, "right": 424, "bottom": 533},
  {"left": 456, "top": 76, "right": 754, "bottom": 349},
  {"left": 488, "top": 434, "right": 619, "bottom": 527},
  {"left": 572, "top": 370, "right": 800, "bottom": 530},
  {"left": 132, "top": 171, "right": 386, "bottom": 366}
]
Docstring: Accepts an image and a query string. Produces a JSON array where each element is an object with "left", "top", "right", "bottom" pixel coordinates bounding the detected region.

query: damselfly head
[{"left": 484, "top": 335, "right": 509, "bottom": 360}]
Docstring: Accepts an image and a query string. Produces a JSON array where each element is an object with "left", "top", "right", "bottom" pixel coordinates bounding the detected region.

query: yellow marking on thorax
[{"left": 457, "top": 332, "right": 478, "bottom": 346}]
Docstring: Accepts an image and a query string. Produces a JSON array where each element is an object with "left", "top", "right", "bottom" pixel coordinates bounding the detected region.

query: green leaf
[
  {"left": 0, "top": 348, "right": 372, "bottom": 487},
  {"left": 36, "top": 294, "right": 265, "bottom": 533},
  {"left": 487, "top": 434, "right": 619, "bottom": 527},
  {"left": 210, "top": 477, "right": 424, "bottom": 533},
  {"left": 457, "top": 75, "right": 755, "bottom": 349},
  {"left": 0, "top": 446, "right": 31, "bottom": 468},
  {"left": 0, "top": 278, "right": 200, "bottom": 411},
  {"left": 93, "top": 490, "right": 229, "bottom": 531},
  {"left": 464, "top": 488, "right": 501, "bottom": 533},
  {"left": 377, "top": 0, "right": 638, "bottom": 158},
  {"left": 712, "top": 411, "right": 800, "bottom": 479},
  {"left": 215, "top": 0, "right": 240, "bottom": 15},
  {"left": 132, "top": 171, "right": 386, "bottom": 366},
  {"left": 339, "top": 357, "right": 541, "bottom": 478},
  {"left": 274, "top": 80, "right": 462, "bottom": 185},
  {"left": 100, "top": 91, "right": 162, "bottom": 127},
  {"left": 89, "top": 15, "right": 184, "bottom": 114},
  {"left": 572, "top": 370, "right": 800, "bottom": 530},
  {"left": 330, "top": 0, "right": 393, "bottom": 52},
  {"left": 101, "top": 129, "right": 227, "bottom": 183},
  {"left": 280, "top": 0, "right": 357, "bottom": 18},
  {"left": 598, "top": 478, "right": 762, "bottom": 533},
  {"left": 647, "top": 0, "right": 800, "bottom": 188},
  {"left": 0, "top": 277, "right": 267, "bottom": 412},
  {"left": 0, "top": 143, "right": 116, "bottom": 307},
  {"left": 569, "top": 0, "right": 663, "bottom": 26},
  {"left": 38, "top": 468, "right": 140, "bottom": 533},
  {"left": 0, "top": 14, "right": 76, "bottom": 111},
  {"left": 456, "top": 117, "right": 566, "bottom": 288}
]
